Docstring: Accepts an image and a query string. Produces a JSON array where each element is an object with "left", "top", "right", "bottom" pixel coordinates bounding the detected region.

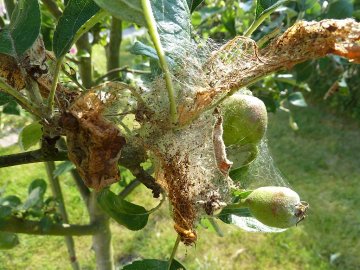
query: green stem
[
  {"left": 256, "top": 28, "right": 281, "bottom": 48},
  {"left": 48, "top": 56, "right": 64, "bottom": 114},
  {"left": 0, "top": 217, "right": 99, "bottom": 236},
  {"left": 244, "top": 0, "right": 289, "bottom": 37},
  {"left": 74, "top": 11, "right": 107, "bottom": 45},
  {"left": 167, "top": 235, "right": 181, "bottom": 270},
  {"left": 0, "top": 77, "right": 42, "bottom": 117},
  {"left": 45, "top": 161, "right": 80, "bottom": 270},
  {"left": 141, "top": 0, "right": 178, "bottom": 125}
]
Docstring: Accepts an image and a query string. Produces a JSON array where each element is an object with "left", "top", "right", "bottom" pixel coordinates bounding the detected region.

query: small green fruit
[
  {"left": 221, "top": 94, "right": 267, "bottom": 146},
  {"left": 244, "top": 186, "right": 308, "bottom": 228}
]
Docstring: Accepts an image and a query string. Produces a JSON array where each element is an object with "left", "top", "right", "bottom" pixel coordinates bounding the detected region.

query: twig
[
  {"left": 118, "top": 179, "right": 141, "bottom": 198},
  {"left": 95, "top": 67, "right": 151, "bottom": 85},
  {"left": 0, "top": 77, "right": 42, "bottom": 117},
  {"left": 0, "top": 149, "right": 68, "bottom": 168},
  {"left": 141, "top": 0, "right": 178, "bottom": 125},
  {"left": 0, "top": 217, "right": 100, "bottom": 236}
]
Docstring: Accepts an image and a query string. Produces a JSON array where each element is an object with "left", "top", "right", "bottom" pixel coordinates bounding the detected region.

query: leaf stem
[
  {"left": 167, "top": 235, "right": 181, "bottom": 270},
  {"left": 0, "top": 77, "right": 42, "bottom": 117},
  {"left": 73, "top": 10, "right": 107, "bottom": 48},
  {"left": 244, "top": 0, "right": 289, "bottom": 37},
  {"left": 141, "top": 0, "right": 178, "bottom": 125}
]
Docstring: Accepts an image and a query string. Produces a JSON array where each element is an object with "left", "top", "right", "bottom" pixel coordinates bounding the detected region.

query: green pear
[
  {"left": 244, "top": 186, "right": 308, "bottom": 228},
  {"left": 221, "top": 94, "right": 268, "bottom": 146}
]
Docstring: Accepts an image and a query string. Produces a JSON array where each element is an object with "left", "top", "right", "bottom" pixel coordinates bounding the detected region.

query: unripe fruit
[
  {"left": 244, "top": 186, "right": 308, "bottom": 228},
  {"left": 221, "top": 94, "right": 268, "bottom": 146}
]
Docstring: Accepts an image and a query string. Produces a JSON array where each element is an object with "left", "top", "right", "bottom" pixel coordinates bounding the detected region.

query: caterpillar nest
[{"left": 59, "top": 19, "right": 360, "bottom": 244}]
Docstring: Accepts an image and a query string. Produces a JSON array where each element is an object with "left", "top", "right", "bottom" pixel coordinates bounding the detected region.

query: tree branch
[
  {"left": 0, "top": 149, "right": 68, "bottom": 168},
  {"left": 94, "top": 67, "right": 150, "bottom": 85},
  {"left": 0, "top": 217, "right": 100, "bottom": 236},
  {"left": 118, "top": 179, "right": 140, "bottom": 198},
  {"left": 106, "top": 17, "right": 122, "bottom": 81}
]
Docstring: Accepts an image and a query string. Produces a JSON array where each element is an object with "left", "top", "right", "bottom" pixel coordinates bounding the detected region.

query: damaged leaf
[
  {"left": 61, "top": 87, "right": 126, "bottom": 190},
  {"left": 179, "top": 19, "right": 360, "bottom": 124}
]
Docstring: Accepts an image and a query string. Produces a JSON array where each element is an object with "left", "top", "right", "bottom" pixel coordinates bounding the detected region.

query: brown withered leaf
[
  {"left": 0, "top": 54, "right": 26, "bottom": 90},
  {"left": 61, "top": 90, "right": 126, "bottom": 190}
]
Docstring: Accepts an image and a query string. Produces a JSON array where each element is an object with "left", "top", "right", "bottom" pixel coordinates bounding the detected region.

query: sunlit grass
[{"left": 0, "top": 104, "right": 359, "bottom": 270}]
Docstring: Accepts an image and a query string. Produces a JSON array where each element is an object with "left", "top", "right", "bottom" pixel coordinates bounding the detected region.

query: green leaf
[
  {"left": 53, "top": 0, "right": 100, "bottom": 58},
  {"left": 129, "top": 41, "right": 175, "bottom": 66},
  {"left": 232, "top": 190, "right": 253, "bottom": 201},
  {"left": 0, "top": 195, "right": 22, "bottom": 208},
  {"left": 97, "top": 189, "right": 149, "bottom": 231},
  {"left": 288, "top": 92, "right": 307, "bottom": 107},
  {"left": 217, "top": 207, "right": 251, "bottom": 224},
  {"left": 0, "top": 0, "right": 41, "bottom": 57},
  {"left": 229, "top": 166, "right": 250, "bottom": 182},
  {"left": 0, "top": 92, "right": 13, "bottom": 106},
  {"left": 22, "top": 187, "right": 43, "bottom": 210},
  {"left": 0, "top": 232, "right": 19, "bottom": 250},
  {"left": 18, "top": 122, "right": 43, "bottom": 151},
  {"left": 123, "top": 259, "right": 186, "bottom": 270},
  {"left": 0, "top": 206, "right": 12, "bottom": 219},
  {"left": 28, "top": 179, "right": 47, "bottom": 198},
  {"left": 2, "top": 100, "right": 20, "bottom": 115},
  {"left": 151, "top": 0, "right": 191, "bottom": 56},
  {"left": 53, "top": 161, "right": 75, "bottom": 178},
  {"left": 130, "top": 41, "right": 159, "bottom": 61},
  {"left": 95, "top": 0, "right": 191, "bottom": 59},
  {"left": 92, "top": 0, "right": 146, "bottom": 26},
  {"left": 297, "top": 0, "right": 318, "bottom": 11},
  {"left": 325, "top": 0, "right": 353, "bottom": 19},
  {"left": 255, "top": 0, "right": 279, "bottom": 18},
  {"left": 187, "top": 0, "right": 204, "bottom": 13}
]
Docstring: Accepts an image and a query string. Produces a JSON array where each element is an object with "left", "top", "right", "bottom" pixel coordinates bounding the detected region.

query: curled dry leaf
[
  {"left": 212, "top": 109, "right": 232, "bottom": 175},
  {"left": 61, "top": 88, "right": 126, "bottom": 190},
  {"left": 178, "top": 19, "right": 360, "bottom": 124},
  {"left": 0, "top": 54, "right": 26, "bottom": 90},
  {"left": 0, "top": 38, "right": 77, "bottom": 111}
]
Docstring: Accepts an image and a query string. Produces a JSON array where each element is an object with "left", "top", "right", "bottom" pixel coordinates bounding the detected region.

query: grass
[{"left": 0, "top": 103, "right": 360, "bottom": 270}]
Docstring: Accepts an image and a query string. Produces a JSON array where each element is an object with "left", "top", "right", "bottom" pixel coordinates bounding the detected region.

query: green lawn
[{"left": 0, "top": 103, "right": 359, "bottom": 270}]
